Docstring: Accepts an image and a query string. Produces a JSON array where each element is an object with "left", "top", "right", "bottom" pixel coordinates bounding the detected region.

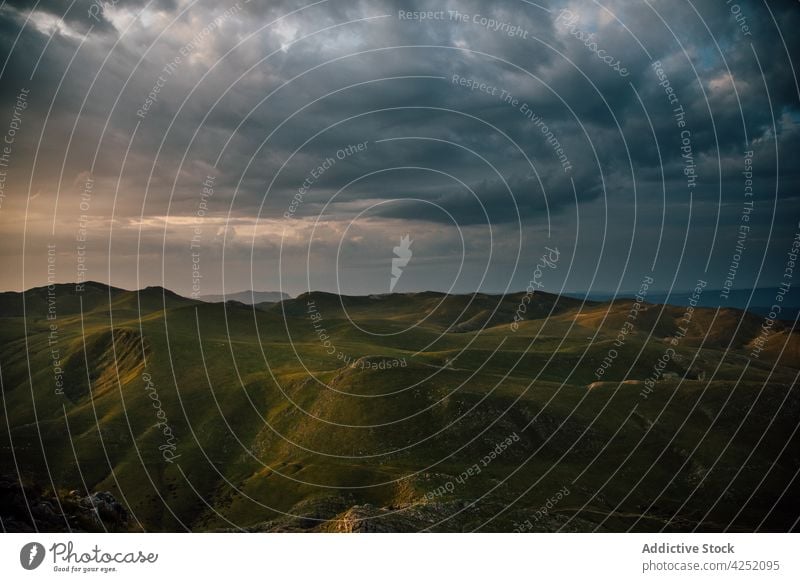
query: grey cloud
[{"left": 0, "top": 0, "right": 798, "bottom": 294}]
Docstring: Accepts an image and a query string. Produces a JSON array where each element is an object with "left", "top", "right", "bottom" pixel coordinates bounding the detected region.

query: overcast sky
[{"left": 0, "top": 0, "right": 797, "bottom": 298}]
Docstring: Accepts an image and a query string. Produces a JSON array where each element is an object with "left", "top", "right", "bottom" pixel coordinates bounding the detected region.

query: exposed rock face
[
  {"left": 0, "top": 475, "right": 134, "bottom": 532},
  {"left": 323, "top": 505, "right": 411, "bottom": 533},
  {"left": 240, "top": 498, "right": 490, "bottom": 533},
  {"left": 80, "top": 491, "right": 129, "bottom": 526}
]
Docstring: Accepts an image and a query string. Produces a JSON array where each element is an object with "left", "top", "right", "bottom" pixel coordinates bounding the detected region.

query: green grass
[{"left": 1, "top": 283, "right": 798, "bottom": 531}]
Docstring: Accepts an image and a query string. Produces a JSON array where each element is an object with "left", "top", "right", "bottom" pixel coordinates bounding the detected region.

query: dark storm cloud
[{"left": 0, "top": 0, "right": 797, "bottom": 294}]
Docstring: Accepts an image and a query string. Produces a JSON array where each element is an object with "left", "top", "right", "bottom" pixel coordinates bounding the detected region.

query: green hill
[{"left": 1, "top": 283, "right": 798, "bottom": 532}]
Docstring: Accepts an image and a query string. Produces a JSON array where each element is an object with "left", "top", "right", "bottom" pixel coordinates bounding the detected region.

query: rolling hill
[{"left": 0, "top": 282, "right": 798, "bottom": 532}]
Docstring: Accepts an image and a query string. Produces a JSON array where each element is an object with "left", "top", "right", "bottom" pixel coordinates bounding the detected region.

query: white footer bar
[{"left": 1, "top": 533, "right": 796, "bottom": 581}]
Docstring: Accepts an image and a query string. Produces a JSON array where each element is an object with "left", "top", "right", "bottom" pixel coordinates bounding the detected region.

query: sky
[{"left": 0, "top": 0, "right": 797, "bottom": 298}]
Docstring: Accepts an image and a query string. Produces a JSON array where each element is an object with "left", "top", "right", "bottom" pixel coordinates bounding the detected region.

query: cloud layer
[{"left": 0, "top": 0, "right": 797, "bottom": 297}]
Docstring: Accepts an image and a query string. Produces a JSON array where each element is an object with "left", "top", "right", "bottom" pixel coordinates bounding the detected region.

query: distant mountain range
[
  {"left": 197, "top": 286, "right": 798, "bottom": 317},
  {"left": 198, "top": 290, "right": 291, "bottom": 304},
  {"left": 577, "top": 286, "right": 800, "bottom": 321},
  {"left": 4, "top": 282, "right": 794, "bottom": 318}
]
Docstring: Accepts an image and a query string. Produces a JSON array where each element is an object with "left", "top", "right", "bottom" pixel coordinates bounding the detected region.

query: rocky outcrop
[{"left": 0, "top": 475, "right": 135, "bottom": 532}]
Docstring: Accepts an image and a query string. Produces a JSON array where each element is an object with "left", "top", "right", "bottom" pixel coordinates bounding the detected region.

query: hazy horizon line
[{"left": 0, "top": 279, "right": 784, "bottom": 299}]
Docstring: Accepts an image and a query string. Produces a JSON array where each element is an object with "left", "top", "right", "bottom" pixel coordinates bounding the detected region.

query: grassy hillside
[{"left": 1, "top": 283, "right": 798, "bottom": 532}]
